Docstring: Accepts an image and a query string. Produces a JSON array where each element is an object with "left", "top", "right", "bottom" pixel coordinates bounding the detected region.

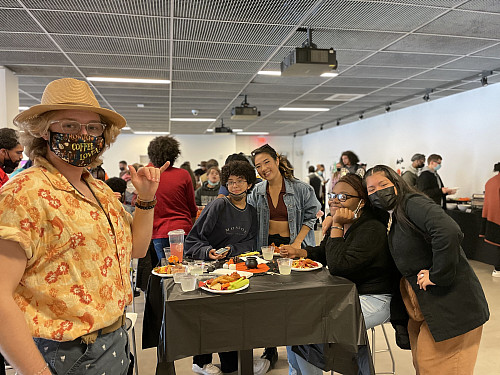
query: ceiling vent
[{"left": 324, "top": 93, "right": 365, "bottom": 101}]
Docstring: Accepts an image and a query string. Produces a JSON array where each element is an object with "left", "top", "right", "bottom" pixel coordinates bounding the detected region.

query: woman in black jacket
[
  {"left": 365, "top": 165, "right": 489, "bottom": 375},
  {"left": 281, "top": 174, "right": 398, "bottom": 375}
]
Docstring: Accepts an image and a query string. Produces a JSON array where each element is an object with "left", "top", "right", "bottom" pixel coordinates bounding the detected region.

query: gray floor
[{"left": 130, "top": 259, "right": 499, "bottom": 375}]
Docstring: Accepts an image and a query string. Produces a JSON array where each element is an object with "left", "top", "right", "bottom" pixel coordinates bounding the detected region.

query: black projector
[
  {"left": 214, "top": 125, "right": 232, "bottom": 133},
  {"left": 231, "top": 106, "right": 260, "bottom": 120},
  {"left": 281, "top": 47, "right": 337, "bottom": 76}
]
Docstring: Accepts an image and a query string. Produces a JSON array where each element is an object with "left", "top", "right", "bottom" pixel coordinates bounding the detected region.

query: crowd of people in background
[{"left": 0, "top": 77, "right": 497, "bottom": 375}]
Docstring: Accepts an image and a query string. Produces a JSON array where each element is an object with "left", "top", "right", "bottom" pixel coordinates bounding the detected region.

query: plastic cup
[
  {"left": 261, "top": 246, "right": 274, "bottom": 261},
  {"left": 160, "top": 258, "right": 168, "bottom": 266},
  {"left": 180, "top": 274, "right": 197, "bottom": 292},
  {"left": 278, "top": 258, "right": 293, "bottom": 275},
  {"left": 172, "top": 265, "right": 188, "bottom": 283},
  {"left": 168, "top": 229, "right": 185, "bottom": 262},
  {"left": 189, "top": 261, "right": 204, "bottom": 276}
]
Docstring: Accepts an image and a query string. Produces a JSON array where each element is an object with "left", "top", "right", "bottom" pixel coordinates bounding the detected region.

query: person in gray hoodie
[{"left": 195, "top": 166, "right": 220, "bottom": 206}]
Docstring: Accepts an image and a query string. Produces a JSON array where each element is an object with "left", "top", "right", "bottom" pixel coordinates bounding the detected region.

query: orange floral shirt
[{"left": 0, "top": 157, "right": 133, "bottom": 341}]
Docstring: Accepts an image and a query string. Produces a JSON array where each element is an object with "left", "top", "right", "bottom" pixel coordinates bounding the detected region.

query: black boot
[{"left": 261, "top": 347, "right": 278, "bottom": 370}]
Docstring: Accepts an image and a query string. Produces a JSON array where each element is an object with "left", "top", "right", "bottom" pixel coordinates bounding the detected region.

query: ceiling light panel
[
  {"left": 173, "top": 81, "right": 242, "bottom": 91},
  {"left": 31, "top": 10, "right": 168, "bottom": 38},
  {"left": 306, "top": 1, "right": 445, "bottom": 31},
  {"left": 173, "top": 71, "right": 253, "bottom": 83},
  {"left": 81, "top": 67, "right": 169, "bottom": 79}
]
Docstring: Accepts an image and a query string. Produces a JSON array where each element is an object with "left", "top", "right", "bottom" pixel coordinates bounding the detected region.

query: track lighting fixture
[
  {"left": 359, "top": 113, "right": 364, "bottom": 120},
  {"left": 336, "top": 119, "right": 340, "bottom": 126},
  {"left": 306, "top": 129, "right": 309, "bottom": 134},
  {"left": 481, "top": 76, "right": 488, "bottom": 87},
  {"left": 320, "top": 124, "right": 324, "bottom": 130},
  {"left": 293, "top": 133, "right": 296, "bottom": 138},
  {"left": 385, "top": 104, "right": 391, "bottom": 112},
  {"left": 423, "top": 93, "right": 430, "bottom": 102}
]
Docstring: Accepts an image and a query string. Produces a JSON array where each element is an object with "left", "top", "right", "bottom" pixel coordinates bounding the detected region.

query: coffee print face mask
[{"left": 49, "top": 131, "right": 105, "bottom": 167}]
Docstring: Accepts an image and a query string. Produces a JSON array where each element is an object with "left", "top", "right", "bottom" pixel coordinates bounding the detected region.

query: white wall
[
  {"left": 103, "top": 134, "right": 303, "bottom": 178},
  {"left": 301, "top": 83, "right": 500, "bottom": 197}
]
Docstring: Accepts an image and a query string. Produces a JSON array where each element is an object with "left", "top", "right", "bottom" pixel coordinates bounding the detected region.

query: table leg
[
  {"left": 155, "top": 361, "right": 176, "bottom": 375},
  {"left": 238, "top": 349, "right": 253, "bottom": 375}
]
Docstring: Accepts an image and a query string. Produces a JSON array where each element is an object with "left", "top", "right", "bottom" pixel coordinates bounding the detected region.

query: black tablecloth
[
  {"left": 144, "top": 268, "right": 370, "bottom": 375},
  {"left": 447, "top": 209, "right": 500, "bottom": 266}
]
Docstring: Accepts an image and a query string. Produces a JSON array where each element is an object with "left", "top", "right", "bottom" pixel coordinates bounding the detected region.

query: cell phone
[{"left": 215, "top": 247, "right": 229, "bottom": 256}]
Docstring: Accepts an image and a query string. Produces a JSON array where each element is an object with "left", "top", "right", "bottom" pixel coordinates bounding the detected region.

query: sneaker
[
  {"left": 253, "top": 358, "right": 271, "bottom": 375},
  {"left": 493, "top": 270, "right": 500, "bottom": 278},
  {"left": 261, "top": 347, "right": 278, "bottom": 370},
  {"left": 192, "top": 363, "right": 223, "bottom": 375}
]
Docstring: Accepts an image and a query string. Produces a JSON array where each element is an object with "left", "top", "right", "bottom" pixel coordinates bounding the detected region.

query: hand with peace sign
[{"left": 128, "top": 161, "right": 170, "bottom": 201}]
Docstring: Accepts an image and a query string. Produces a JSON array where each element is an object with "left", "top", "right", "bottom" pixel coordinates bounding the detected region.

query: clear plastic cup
[
  {"left": 168, "top": 229, "right": 185, "bottom": 262},
  {"left": 261, "top": 246, "right": 274, "bottom": 261},
  {"left": 180, "top": 274, "right": 197, "bottom": 292},
  {"left": 172, "top": 265, "right": 188, "bottom": 283},
  {"left": 189, "top": 261, "right": 204, "bottom": 276},
  {"left": 277, "top": 258, "right": 293, "bottom": 275}
]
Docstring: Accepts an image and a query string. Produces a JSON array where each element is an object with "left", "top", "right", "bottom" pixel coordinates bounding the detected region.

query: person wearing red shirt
[
  {"left": 0, "top": 128, "right": 24, "bottom": 188},
  {"left": 147, "top": 135, "right": 198, "bottom": 260}
]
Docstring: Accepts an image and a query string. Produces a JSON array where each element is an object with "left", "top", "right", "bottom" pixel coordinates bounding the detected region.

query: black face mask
[
  {"left": 1, "top": 151, "right": 19, "bottom": 174},
  {"left": 369, "top": 186, "right": 397, "bottom": 211},
  {"left": 119, "top": 166, "right": 126, "bottom": 171}
]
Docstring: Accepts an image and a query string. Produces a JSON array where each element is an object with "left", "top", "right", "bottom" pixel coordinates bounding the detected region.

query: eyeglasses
[
  {"left": 49, "top": 120, "right": 107, "bottom": 137},
  {"left": 327, "top": 193, "right": 361, "bottom": 202},
  {"left": 227, "top": 180, "right": 247, "bottom": 187}
]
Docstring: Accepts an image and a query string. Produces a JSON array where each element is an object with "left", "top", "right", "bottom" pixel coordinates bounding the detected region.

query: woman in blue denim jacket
[
  {"left": 248, "top": 144, "right": 321, "bottom": 251},
  {"left": 247, "top": 144, "right": 321, "bottom": 370}
]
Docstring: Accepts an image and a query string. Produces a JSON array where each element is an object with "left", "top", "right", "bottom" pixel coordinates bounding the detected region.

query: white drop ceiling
[{"left": 2, "top": 0, "right": 500, "bottom": 135}]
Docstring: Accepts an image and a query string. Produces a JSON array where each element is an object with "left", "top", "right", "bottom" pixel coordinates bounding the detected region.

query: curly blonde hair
[{"left": 15, "top": 111, "right": 121, "bottom": 168}]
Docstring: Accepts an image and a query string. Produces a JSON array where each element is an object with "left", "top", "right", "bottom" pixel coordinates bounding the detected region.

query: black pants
[
  {"left": 193, "top": 352, "right": 238, "bottom": 373},
  {"left": 267, "top": 234, "right": 290, "bottom": 247}
]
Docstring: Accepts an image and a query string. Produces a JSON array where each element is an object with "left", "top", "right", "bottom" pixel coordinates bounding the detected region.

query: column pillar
[{"left": 0, "top": 67, "right": 20, "bottom": 129}]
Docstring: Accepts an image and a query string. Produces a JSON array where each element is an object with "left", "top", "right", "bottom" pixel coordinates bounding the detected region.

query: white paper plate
[
  {"left": 201, "top": 282, "right": 249, "bottom": 294},
  {"left": 291, "top": 261, "right": 323, "bottom": 272},
  {"left": 151, "top": 270, "right": 174, "bottom": 278},
  {"left": 211, "top": 269, "right": 253, "bottom": 278}
]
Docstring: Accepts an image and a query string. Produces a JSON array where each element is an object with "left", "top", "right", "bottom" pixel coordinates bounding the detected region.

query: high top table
[{"left": 144, "top": 268, "right": 372, "bottom": 375}]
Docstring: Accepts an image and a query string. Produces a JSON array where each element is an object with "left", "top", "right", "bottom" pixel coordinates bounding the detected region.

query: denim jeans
[
  {"left": 152, "top": 238, "right": 170, "bottom": 262},
  {"left": 34, "top": 327, "right": 130, "bottom": 374},
  {"left": 287, "top": 294, "right": 392, "bottom": 375}
]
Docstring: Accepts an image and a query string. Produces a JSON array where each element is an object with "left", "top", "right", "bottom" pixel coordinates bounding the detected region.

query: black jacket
[
  {"left": 306, "top": 210, "right": 398, "bottom": 295},
  {"left": 389, "top": 194, "right": 489, "bottom": 342},
  {"left": 416, "top": 170, "right": 446, "bottom": 209}
]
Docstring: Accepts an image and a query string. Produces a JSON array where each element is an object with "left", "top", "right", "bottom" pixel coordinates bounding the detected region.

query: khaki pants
[{"left": 400, "top": 278, "right": 483, "bottom": 375}]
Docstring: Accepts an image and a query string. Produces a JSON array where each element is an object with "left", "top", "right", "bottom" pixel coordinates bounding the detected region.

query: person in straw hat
[{"left": 0, "top": 78, "right": 169, "bottom": 375}]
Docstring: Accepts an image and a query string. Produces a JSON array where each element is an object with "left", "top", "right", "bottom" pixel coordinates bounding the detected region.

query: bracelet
[
  {"left": 34, "top": 363, "right": 49, "bottom": 375},
  {"left": 330, "top": 226, "right": 344, "bottom": 231},
  {"left": 135, "top": 195, "right": 157, "bottom": 210}
]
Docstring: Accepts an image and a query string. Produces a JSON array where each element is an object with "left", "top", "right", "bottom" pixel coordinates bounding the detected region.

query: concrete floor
[{"left": 130, "top": 259, "right": 499, "bottom": 375}]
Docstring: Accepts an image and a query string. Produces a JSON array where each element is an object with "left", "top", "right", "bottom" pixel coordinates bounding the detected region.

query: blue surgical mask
[
  {"left": 207, "top": 180, "right": 219, "bottom": 187},
  {"left": 317, "top": 171, "right": 323, "bottom": 176},
  {"left": 434, "top": 163, "right": 441, "bottom": 171}
]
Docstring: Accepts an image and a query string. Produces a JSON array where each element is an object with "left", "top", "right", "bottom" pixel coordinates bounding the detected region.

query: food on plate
[
  {"left": 153, "top": 264, "right": 179, "bottom": 275},
  {"left": 239, "top": 251, "right": 260, "bottom": 257},
  {"left": 458, "top": 197, "right": 471, "bottom": 202},
  {"left": 204, "top": 272, "right": 248, "bottom": 291},
  {"left": 292, "top": 258, "right": 319, "bottom": 269},
  {"left": 168, "top": 255, "right": 179, "bottom": 264}
]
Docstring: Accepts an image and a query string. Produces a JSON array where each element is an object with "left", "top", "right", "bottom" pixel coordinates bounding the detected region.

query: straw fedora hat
[{"left": 14, "top": 78, "right": 126, "bottom": 128}]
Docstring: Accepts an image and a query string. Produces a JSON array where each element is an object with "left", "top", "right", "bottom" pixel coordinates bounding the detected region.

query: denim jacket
[{"left": 248, "top": 178, "right": 321, "bottom": 250}]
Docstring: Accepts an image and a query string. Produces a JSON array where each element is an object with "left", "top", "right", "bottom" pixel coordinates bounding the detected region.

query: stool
[
  {"left": 370, "top": 323, "right": 395, "bottom": 375},
  {"left": 126, "top": 312, "right": 139, "bottom": 375}
]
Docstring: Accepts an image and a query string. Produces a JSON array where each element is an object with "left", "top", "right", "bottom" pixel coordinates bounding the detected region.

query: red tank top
[{"left": 266, "top": 179, "right": 288, "bottom": 221}]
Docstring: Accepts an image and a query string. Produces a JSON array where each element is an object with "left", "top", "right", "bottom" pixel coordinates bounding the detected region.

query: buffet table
[
  {"left": 144, "top": 268, "right": 371, "bottom": 375},
  {"left": 447, "top": 209, "right": 499, "bottom": 266}
]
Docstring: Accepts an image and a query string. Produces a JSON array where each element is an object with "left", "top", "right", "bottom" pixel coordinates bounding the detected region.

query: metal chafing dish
[{"left": 471, "top": 194, "right": 484, "bottom": 209}]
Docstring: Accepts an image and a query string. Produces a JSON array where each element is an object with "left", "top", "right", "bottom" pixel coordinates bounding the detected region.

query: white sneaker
[
  {"left": 192, "top": 363, "right": 223, "bottom": 375},
  {"left": 253, "top": 358, "right": 271, "bottom": 375},
  {"left": 492, "top": 270, "right": 500, "bottom": 278}
]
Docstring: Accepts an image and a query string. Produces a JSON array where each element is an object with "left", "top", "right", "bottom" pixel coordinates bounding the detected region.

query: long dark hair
[
  {"left": 340, "top": 151, "right": 359, "bottom": 166},
  {"left": 251, "top": 144, "right": 294, "bottom": 180},
  {"left": 364, "top": 165, "right": 423, "bottom": 234}
]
